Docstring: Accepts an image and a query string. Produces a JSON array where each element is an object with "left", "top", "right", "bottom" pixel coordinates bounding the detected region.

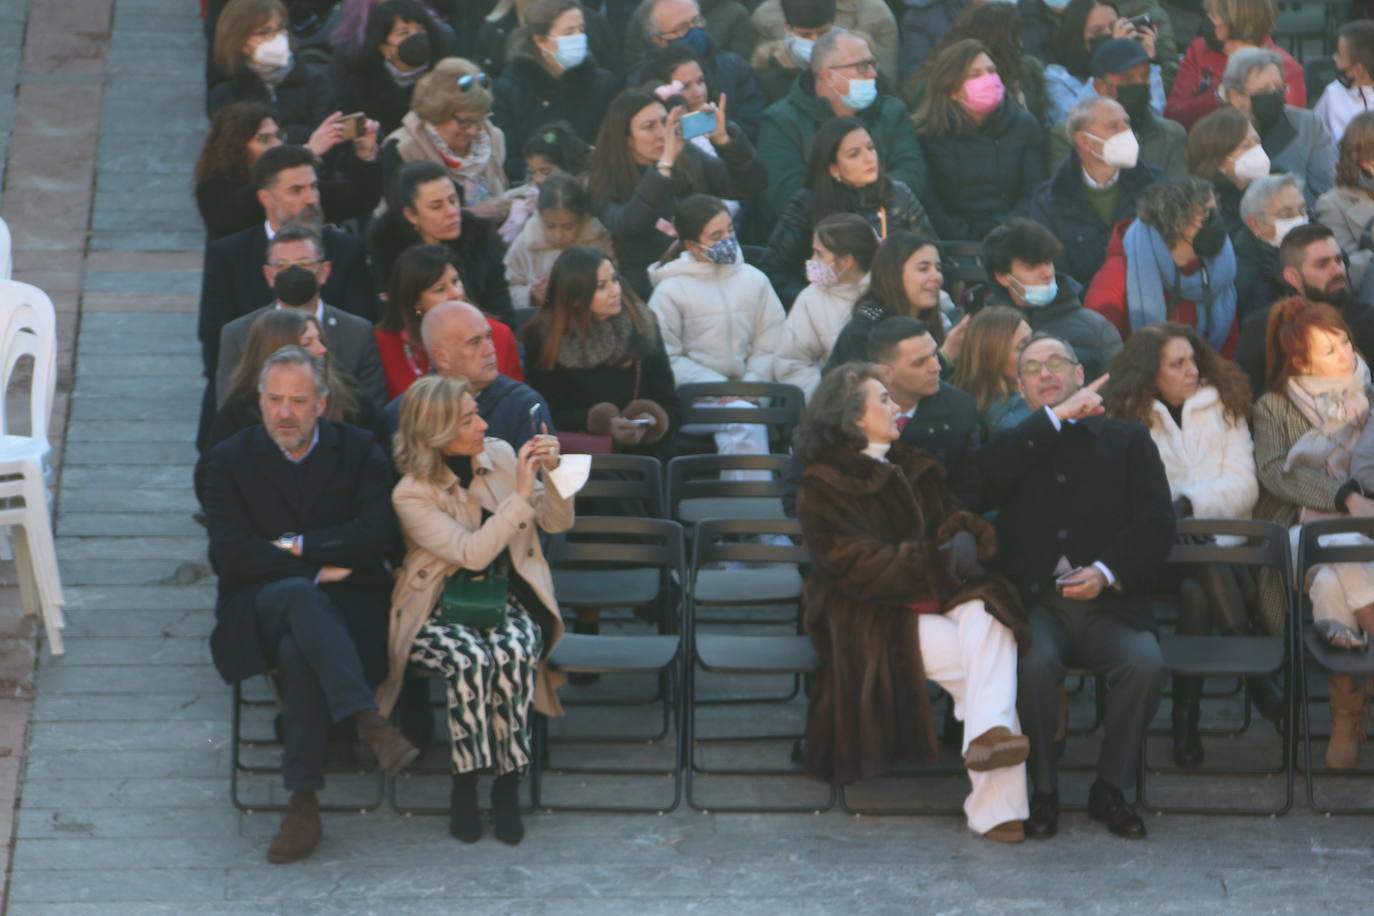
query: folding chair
[
  {"left": 684, "top": 517, "right": 833, "bottom": 812},
  {"left": 1296, "top": 517, "right": 1374, "bottom": 814},
  {"left": 666, "top": 453, "right": 791, "bottom": 528},
  {"left": 674, "top": 380, "right": 805, "bottom": 455},
  {"left": 1141, "top": 519, "right": 1295, "bottom": 816},
  {"left": 531, "top": 516, "right": 687, "bottom": 813},
  {"left": 577, "top": 453, "right": 664, "bottom": 518}
]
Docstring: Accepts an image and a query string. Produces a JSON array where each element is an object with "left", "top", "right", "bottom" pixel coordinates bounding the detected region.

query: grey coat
[
  {"left": 1266, "top": 106, "right": 1335, "bottom": 206},
  {"left": 1315, "top": 184, "right": 1374, "bottom": 293}
]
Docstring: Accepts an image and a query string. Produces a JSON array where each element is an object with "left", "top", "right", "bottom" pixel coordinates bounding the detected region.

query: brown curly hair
[
  {"left": 1102, "top": 322, "right": 1252, "bottom": 425},
  {"left": 194, "top": 101, "right": 278, "bottom": 186},
  {"left": 1336, "top": 111, "right": 1374, "bottom": 189},
  {"left": 794, "top": 361, "right": 885, "bottom": 462}
]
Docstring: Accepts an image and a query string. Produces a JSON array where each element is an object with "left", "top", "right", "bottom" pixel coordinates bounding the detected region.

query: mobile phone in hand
[
  {"left": 338, "top": 112, "right": 366, "bottom": 141},
  {"left": 529, "top": 404, "right": 542, "bottom": 441},
  {"left": 1055, "top": 567, "right": 1085, "bottom": 594},
  {"left": 631, "top": 417, "right": 654, "bottom": 427},
  {"left": 681, "top": 110, "right": 715, "bottom": 140},
  {"left": 1126, "top": 12, "right": 1152, "bottom": 28}
]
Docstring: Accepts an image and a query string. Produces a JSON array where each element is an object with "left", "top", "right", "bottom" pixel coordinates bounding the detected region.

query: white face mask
[
  {"left": 1270, "top": 214, "right": 1307, "bottom": 247},
  {"left": 253, "top": 32, "right": 291, "bottom": 68},
  {"left": 1088, "top": 128, "right": 1139, "bottom": 170},
  {"left": 786, "top": 34, "right": 814, "bottom": 66},
  {"left": 1232, "top": 145, "right": 1271, "bottom": 183}
]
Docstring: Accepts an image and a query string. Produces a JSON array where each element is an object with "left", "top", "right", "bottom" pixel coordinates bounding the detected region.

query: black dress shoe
[
  {"left": 1087, "top": 779, "right": 1146, "bottom": 839},
  {"left": 1023, "top": 791, "right": 1058, "bottom": 839}
]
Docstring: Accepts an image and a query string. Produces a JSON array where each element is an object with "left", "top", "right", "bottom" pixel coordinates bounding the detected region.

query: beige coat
[
  {"left": 502, "top": 211, "right": 614, "bottom": 309},
  {"left": 376, "top": 438, "right": 573, "bottom": 718}
]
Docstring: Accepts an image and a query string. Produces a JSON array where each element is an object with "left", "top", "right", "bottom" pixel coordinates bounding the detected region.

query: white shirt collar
[{"left": 1083, "top": 167, "right": 1120, "bottom": 190}]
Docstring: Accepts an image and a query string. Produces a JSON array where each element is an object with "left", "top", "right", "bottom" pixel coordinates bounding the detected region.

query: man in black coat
[
  {"left": 1235, "top": 223, "right": 1374, "bottom": 396},
  {"left": 979, "top": 332, "right": 1173, "bottom": 842},
  {"left": 203, "top": 348, "right": 416, "bottom": 865}
]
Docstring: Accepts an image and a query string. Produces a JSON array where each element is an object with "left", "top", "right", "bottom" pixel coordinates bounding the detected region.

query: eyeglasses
[
  {"left": 451, "top": 114, "right": 486, "bottom": 130},
  {"left": 253, "top": 129, "right": 286, "bottom": 145},
  {"left": 457, "top": 72, "right": 491, "bottom": 91},
  {"left": 657, "top": 14, "right": 704, "bottom": 41},
  {"left": 268, "top": 258, "right": 323, "bottom": 271},
  {"left": 827, "top": 58, "right": 878, "bottom": 75},
  {"left": 1019, "top": 355, "right": 1078, "bottom": 378}
]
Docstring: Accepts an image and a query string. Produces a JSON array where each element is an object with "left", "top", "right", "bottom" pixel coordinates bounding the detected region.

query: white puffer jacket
[
  {"left": 772, "top": 275, "right": 869, "bottom": 399},
  {"left": 1147, "top": 384, "right": 1259, "bottom": 546},
  {"left": 502, "top": 212, "right": 614, "bottom": 309},
  {"left": 647, "top": 253, "right": 786, "bottom": 384}
]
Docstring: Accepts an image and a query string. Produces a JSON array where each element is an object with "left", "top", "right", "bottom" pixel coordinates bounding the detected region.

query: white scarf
[
  {"left": 862, "top": 442, "right": 891, "bottom": 462},
  {"left": 1283, "top": 355, "right": 1372, "bottom": 478}
]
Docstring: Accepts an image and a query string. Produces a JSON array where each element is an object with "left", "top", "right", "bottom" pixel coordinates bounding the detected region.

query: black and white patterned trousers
[{"left": 408, "top": 601, "right": 542, "bottom": 775}]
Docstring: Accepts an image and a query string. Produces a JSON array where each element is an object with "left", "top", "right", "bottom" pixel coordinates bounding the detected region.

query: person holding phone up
[{"left": 978, "top": 331, "right": 1175, "bottom": 842}]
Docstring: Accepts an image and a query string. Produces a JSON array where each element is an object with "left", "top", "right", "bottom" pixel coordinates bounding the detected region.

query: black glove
[{"left": 940, "top": 530, "right": 984, "bottom": 580}]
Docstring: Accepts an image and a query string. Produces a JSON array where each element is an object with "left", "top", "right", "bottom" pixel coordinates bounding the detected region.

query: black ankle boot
[
  {"left": 449, "top": 772, "right": 481, "bottom": 843},
  {"left": 1171, "top": 677, "right": 1204, "bottom": 769},
  {"left": 490, "top": 771, "right": 525, "bottom": 845}
]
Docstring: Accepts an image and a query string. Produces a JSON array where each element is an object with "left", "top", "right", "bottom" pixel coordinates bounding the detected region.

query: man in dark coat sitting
[
  {"left": 978, "top": 332, "right": 1174, "bottom": 841},
  {"left": 203, "top": 347, "right": 416, "bottom": 865}
]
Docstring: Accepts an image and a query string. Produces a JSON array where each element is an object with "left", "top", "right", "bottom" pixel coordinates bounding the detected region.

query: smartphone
[
  {"left": 1055, "top": 567, "right": 1084, "bottom": 593},
  {"left": 337, "top": 112, "right": 366, "bottom": 141},
  {"left": 631, "top": 417, "right": 654, "bottom": 427},
  {"left": 1126, "top": 12, "right": 1152, "bottom": 28},
  {"left": 681, "top": 110, "right": 715, "bottom": 141},
  {"left": 529, "top": 404, "right": 542, "bottom": 440}
]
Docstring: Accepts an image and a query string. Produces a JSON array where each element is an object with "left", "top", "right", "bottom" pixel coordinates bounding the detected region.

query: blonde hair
[
  {"left": 213, "top": 0, "right": 289, "bottom": 76},
  {"left": 1204, "top": 0, "right": 1279, "bottom": 46},
  {"left": 950, "top": 306, "right": 1025, "bottom": 414},
  {"left": 393, "top": 375, "right": 475, "bottom": 483},
  {"left": 412, "top": 57, "right": 494, "bottom": 124}
]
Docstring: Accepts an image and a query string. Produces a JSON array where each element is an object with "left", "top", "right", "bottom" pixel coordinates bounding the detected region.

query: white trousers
[
  {"left": 1290, "top": 527, "right": 1374, "bottom": 630},
  {"left": 919, "top": 599, "right": 1030, "bottom": 834}
]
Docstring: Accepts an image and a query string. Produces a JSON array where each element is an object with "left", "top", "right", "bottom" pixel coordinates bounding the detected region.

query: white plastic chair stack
[
  {"left": 0, "top": 280, "right": 64, "bottom": 655},
  {"left": 0, "top": 216, "right": 11, "bottom": 280}
]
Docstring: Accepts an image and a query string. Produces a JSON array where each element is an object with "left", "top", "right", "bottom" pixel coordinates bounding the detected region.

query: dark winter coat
[
  {"left": 207, "top": 61, "right": 337, "bottom": 145},
  {"left": 366, "top": 210, "right": 514, "bottom": 325},
  {"left": 194, "top": 151, "right": 384, "bottom": 242},
  {"left": 917, "top": 96, "right": 1047, "bottom": 241},
  {"left": 1231, "top": 224, "right": 1286, "bottom": 322},
  {"left": 796, "top": 442, "right": 1027, "bottom": 785},
  {"left": 491, "top": 53, "right": 616, "bottom": 182},
  {"left": 474, "top": 5, "right": 620, "bottom": 79},
  {"left": 1027, "top": 153, "right": 1161, "bottom": 288}
]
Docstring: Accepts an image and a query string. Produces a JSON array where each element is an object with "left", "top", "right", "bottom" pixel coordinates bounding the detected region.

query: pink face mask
[{"left": 961, "top": 72, "right": 1005, "bottom": 115}]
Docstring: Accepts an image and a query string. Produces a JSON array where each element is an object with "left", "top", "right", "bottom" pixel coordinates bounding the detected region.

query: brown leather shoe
[
  {"left": 964, "top": 726, "right": 1030, "bottom": 772},
  {"left": 362, "top": 719, "right": 420, "bottom": 774},
  {"left": 267, "top": 791, "right": 321, "bottom": 864},
  {"left": 1087, "top": 778, "right": 1146, "bottom": 840},
  {"left": 983, "top": 820, "right": 1025, "bottom": 844}
]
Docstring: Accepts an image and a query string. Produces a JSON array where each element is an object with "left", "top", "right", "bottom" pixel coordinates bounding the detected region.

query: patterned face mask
[
  {"left": 702, "top": 233, "right": 739, "bottom": 264},
  {"left": 805, "top": 258, "right": 838, "bottom": 288}
]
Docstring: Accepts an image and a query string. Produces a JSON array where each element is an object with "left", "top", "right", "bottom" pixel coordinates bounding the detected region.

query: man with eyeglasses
[
  {"left": 978, "top": 332, "right": 1173, "bottom": 843},
  {"left": 756, "top": 28, "right": 925, "bottom": 226},
  {"left": 214, "top": 225, "right": 387, "bottom": 411},
  {"left": 198, "top": 145, "right": 381, "bottom": 448},
  {"left": 625, "top": 0, "right": 765, "bottom": 138}
]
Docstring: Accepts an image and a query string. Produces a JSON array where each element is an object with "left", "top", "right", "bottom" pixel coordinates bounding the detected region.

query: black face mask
[
  {"left": 1199, "top": 16, "right": 1224, "bottom": 54},
  {"left": 1249, "top": 90, "right": 1285, "bottom": 133},
  {"left": 396, "top": 31, "right": 431, "bottom": 69},
  {"left": 1114, "top": 82, "right": 1151, "bottom": 126},
  {"left": 274, "top": 266, "right": 319, "bottom": 307},
  {"left": 1192, "top": 210, "right": 1227, "bottom": 259}
]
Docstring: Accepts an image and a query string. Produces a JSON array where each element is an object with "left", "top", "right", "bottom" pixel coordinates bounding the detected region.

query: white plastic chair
[
  {"left": 0, "top": 280, "right": 64, "bottom": 654},
  {"left": 0, "top": 216, "right": 11, "bottom": 280}
]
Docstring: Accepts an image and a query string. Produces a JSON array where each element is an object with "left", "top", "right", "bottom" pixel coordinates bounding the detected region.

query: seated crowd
[{"left": 194, "top": 0, "right": 1374, "bottom": 863}]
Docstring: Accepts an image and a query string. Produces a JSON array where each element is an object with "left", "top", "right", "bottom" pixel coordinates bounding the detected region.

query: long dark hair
[
  {"left": 917, "top": 0, "right": 1025, "bottom": 100},
  {"left": 913, "top": 39, "right": 988, "bottom": 138},
  {"left": 1052, "top": 0, "right": 1116, "bottom": 80},
  {"left": 794, "top": 361, "right": 885, "bottom": 461},
  {"left": 1101, "top": 322, "right": 1252, "bottom": 425},
  {"left": 864, "top": 231, "right": 944, "bottom": 344},
  {"left": 805, "top": 117, "right": 892, "bottom": 223},
  {"left": 226, "top": 309, "right": 360, "bottom": 420},
  {"left": 588, "top": 89, "right": 672, "bottom": 209},
  {"left": 522, "top": 245, "right": 651, "bottom": 370},
  {"left": 358, "top": 0, "right": 444, "bottom": 73},
  {"left": 195, "top": 101, "right": 278, "bottom": 185},
  {"left": 379, "top": 243, "right": 459, "bottom": 337}
]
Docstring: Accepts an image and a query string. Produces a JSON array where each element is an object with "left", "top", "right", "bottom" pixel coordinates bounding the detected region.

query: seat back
[
  {"left": 666, "top": 453, "right": 792, "bottom": 519},
  {"left": 547, "top": 516, "right": 685, "bottom": 605},
  {"left": 675, "top": 381, "right": 805, "bottom": 453},
  {"left": 0, "top": 217, "right": 10, "bottom": 280},
  {"left": 1167, "top": 519, "right": 1291, "bottom": 579},
  {"left": 1297, "top": 516, "right": 1374, "bottom": 623},
  {"left": 0, "top": 280, "right": 58, "bottom": 443},
  {"left": 578, "top": 454, "right": 664, "bottom": 518},
  {"left": 691, "top": 517, "right": 809, "bottom": 569}
]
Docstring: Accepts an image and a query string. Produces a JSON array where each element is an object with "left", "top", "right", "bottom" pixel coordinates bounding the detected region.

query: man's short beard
[{"left": 1304, "top": 280, "right": 1353, "bottom": 310}]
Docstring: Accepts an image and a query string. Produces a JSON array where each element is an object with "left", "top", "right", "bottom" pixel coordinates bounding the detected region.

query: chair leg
[{"left": 10, "top": 522, "right": 62, "bottom": 655}]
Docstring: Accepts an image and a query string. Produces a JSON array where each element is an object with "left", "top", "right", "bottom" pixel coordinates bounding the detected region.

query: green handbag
[{"left": 437, "top": 563, "right": 509, "bottom": 629}]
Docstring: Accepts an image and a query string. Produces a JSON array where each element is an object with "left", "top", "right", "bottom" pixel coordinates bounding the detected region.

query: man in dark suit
[
  {"left": 1235, "top": 223, "right": 1374, "bottom": 396},
  {"left": 978, "top": 332, "right": 1174, "bottom": 841},
  {"left": 198, "top": 145, "right": 379, "bottom": 385},
  {"left": 203, "top": 347, "right": 416, "bottom": 865},
  {"left": 868, "top": 316, "right": 982, "bottom": 510},
  {"left": 215, "top": 225, "right": 387, "bottom": 409}
]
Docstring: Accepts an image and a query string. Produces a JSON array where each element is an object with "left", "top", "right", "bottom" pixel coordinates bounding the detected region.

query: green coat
[{"left": 755, "top": 71, "right": 927, "bottom": 227}]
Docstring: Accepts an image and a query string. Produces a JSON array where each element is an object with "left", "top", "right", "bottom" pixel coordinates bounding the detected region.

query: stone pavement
[{"left": 4, "top": 0, "right": 1374, "bottom": 912}]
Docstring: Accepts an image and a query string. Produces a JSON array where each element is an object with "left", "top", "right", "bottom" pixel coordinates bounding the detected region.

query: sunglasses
[{"left": 457, "top": 72, "right": 491, "bottom": 91}]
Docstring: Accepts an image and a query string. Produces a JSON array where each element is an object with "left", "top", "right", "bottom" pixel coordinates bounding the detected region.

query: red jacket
[
  {"left": 1084, "top": 219, "right": 1239, "bottom": 358},
  {"left": 1164, "top": 37, "right": 1305, "bottom": 130},
  {"left": 373, "top": 318, "right": 524, "bottom": 401}
]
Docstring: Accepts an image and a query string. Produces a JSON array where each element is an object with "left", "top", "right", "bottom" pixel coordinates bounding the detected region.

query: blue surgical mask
[
  {"left": 1016, "top": 276, "right": 1058, "bottom": 307},
  {"left": 786, "top": 34, "right": 814, "bottom": 66},
  {"left": 1044, "top": 0, "right": 1071, "bottom": 9},
  {"left": 841, "top": 77, "right": 877, "bottom": 112},
  {"left": 670, "top": 28, "right": 711, "bottom": 57},
  {"left": 703, "top": 233, "right": 739, "bottom": 264},
  {"left": 550, "top": 33, "right": 588, "bottom": 70}
]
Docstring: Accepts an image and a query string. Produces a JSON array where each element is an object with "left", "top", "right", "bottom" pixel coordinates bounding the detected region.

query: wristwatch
[{"left": 274, "top": 533, "right": 299, "bottom": 552}]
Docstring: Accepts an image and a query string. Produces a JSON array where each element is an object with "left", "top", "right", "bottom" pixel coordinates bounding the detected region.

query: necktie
[{"left": 896, "top": 415, "right": 909, "bottom": 433}]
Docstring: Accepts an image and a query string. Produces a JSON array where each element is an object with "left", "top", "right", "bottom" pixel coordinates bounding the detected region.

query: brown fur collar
[{"left": 802, "top": 444, "right": 948, "bottom": 495}]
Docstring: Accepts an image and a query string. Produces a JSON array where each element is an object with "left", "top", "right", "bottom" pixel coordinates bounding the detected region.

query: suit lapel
[
  {"left": 299, "top": 420, "right": 342, "bottom": 520},
  {"left": 247, "top": 425, "right": 304, "bottom": 519}
]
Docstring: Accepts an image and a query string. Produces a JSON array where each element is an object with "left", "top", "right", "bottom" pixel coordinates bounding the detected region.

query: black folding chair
[
  {"left": 1141, "top": 519, "right": 1295, "bottom": 816},
  {"left": 667, "top": 453, "right": 791, "bottom": 527},
  {"left": 578, "top": 453, "right": 665, "bottom": 518},
  {"left": 1296, "top": 517, "right": 1374, "bottom": 814},
  {"left": 674, "top": 381, "right": 805, "bottom": 455},
  {"left": 531, "top": 516, "right": 687, "bottom": 813}
]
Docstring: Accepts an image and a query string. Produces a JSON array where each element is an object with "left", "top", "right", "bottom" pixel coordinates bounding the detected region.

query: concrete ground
[{"left": 3, "top": 0, "right": 1374, "bottom": 913}]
